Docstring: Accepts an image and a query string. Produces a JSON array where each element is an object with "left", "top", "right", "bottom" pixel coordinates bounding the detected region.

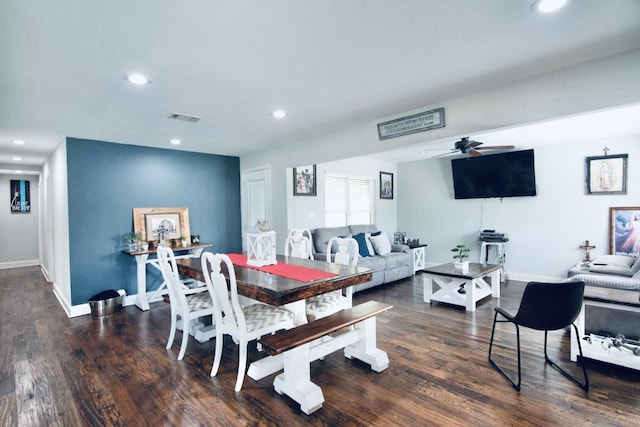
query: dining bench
[{"left": 258, "top": 300, "right": 393, "bottom": 415}]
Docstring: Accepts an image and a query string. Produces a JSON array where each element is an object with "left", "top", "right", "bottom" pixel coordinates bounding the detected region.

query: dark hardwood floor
[{"left": 1, "top": 266, "right": 639, "bottom": 426}]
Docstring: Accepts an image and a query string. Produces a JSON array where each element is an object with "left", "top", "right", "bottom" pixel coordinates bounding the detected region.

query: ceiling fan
[{"left": 426, "top": 137, "right": 515, "bottom": 158}]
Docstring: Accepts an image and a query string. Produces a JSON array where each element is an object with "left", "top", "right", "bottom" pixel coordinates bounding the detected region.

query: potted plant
[
  {"left": 451, "top": 244, "right": 471, "bottom": 271},
  {"left": 123, "top": 232, "right": 141, "bottom": 251},
  {"left": 181, "top": 236, "right": 188, "bottom": 247}
]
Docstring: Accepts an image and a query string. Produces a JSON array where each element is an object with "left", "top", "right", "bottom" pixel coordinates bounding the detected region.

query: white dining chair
[
  {"left": 285, "top": 229, "right": 314, "bottom": 259},
  {"left": 201, "top": 252, "right": 295, "bottom": 392},
  {"left": 156, "top": 246, "right": 215, "bottom": 360},
  {"left": 284, "top": 231, "right": 313, "bottom": 260},
  {"left": 305, "top": 237, "right": 359, "bottom": 320}
]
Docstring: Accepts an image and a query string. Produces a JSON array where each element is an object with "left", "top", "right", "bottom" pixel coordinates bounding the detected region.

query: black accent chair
[{"left": 488, "top": 281, "right": 589, "bottom": 392}]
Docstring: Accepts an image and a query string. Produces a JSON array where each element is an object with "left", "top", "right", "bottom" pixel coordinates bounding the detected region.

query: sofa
[
  {"left": 311, "top": 224, "right": 413, "bottom": 293},
  {"left": 565, "top": 254, "right": 640, "bottom": 300}
]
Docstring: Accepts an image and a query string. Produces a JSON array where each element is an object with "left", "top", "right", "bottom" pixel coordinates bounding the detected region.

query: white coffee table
[{"left": 422, "top": 262, "right": 501, "bottom": 312}]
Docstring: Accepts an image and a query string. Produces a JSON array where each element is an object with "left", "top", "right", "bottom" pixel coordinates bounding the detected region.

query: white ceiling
[{"left": 1, "top": 0, "right": 640, "bottom": 167}]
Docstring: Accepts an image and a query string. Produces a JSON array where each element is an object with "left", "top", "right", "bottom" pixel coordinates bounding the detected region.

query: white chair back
[
  {"left": 287, "top": 229, "right": 314, "bottom": 259},
  {"left": 327, "top": 237, "right": 359, "bottom": 267},
  {"left": 284, "top": 233, "right": 312, "bottom": 259}
]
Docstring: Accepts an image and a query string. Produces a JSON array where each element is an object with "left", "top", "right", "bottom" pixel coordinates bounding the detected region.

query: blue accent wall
[{"left": 66, "top": 138, "right": 241, "bottom": 305}]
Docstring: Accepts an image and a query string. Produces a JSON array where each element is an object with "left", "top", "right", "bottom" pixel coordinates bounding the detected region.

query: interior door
[{"left": 241, "top": 166, "right": 272, "bottom": 249}]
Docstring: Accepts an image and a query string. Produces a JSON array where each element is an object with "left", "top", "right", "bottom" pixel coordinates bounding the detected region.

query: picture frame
[
  {"left": 610, "top": 206, "right": 640, "bottom": 257},
  {"left": 293, "top": 165, "right": 316, "bottom": 196},
  {"left": 586, "top": 154, "right": 628, "bottom": 195},
  {"left": 10, "top": 179, "right": 31, "bottom": 213},
  {"left": 133, "top": 207, "right": 190, "bottom": 242},
  {"left": 380, "top": 171, "right": 394, "bottom": 199}
]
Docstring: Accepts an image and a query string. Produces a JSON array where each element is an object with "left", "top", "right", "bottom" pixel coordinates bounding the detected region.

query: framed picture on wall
[
  {"left": 586, "top": 154, "right": 628, "bottom": 195},
  {"left": 380, "top": 171, "right": 393, "bottom": 199},
  {"left": 10, "top": 179, "right": 31, "bottom": 213},
  {"left": 133, "top": 207, "right": 190, "bottom": 242},
  {"left": 293, "top": 165, "right": 316, "bottom": 196},
  {"left": 610, "top": 206, "right": 640, "bottom": 257}
]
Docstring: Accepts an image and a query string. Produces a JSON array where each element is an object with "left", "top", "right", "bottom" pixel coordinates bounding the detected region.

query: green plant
[
  {"left": 451, "top": 244, "right": 470, "bottom": 262},
  {"left": 123, "top": 232, "right": 141, "bottom": 244}
]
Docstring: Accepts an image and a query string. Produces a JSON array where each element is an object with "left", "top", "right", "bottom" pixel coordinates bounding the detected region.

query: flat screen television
[{"left": 451, "top": 149, "right": 537, "bottom": 199}]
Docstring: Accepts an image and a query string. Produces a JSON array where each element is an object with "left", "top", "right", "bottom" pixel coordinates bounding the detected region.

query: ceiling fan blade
[
  {"left": 468, "top": 149, "right": 483, "bottom": 157},
  {"left": 467, "top": 141, "right": 483, "bottom": 149},
  {"left": 474, "top": 145, "right": 515, "bottom": 150},
  {"left": 429, "top": 151, "right": 457, "bottom": 159}
]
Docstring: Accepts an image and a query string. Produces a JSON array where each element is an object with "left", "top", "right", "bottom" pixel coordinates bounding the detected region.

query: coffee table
[{"left": 422, "top": 262, "right": 501, "bottom": 311}]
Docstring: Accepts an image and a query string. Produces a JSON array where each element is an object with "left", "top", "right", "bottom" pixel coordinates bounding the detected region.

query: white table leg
[
  {"left": 467, "top": 278, "right": 477, "bottom": 312},
  {"left": 423, "top": 275, "right": 433, "bottom": 303},
  {"left": 135, "top": 254, "right": 150, "bottom": 311},
  {"left": 344, "top": 317, "right": 389, "bottom": 372},
  {"left": 490, "top": 269, "right": 500, "bottom": 298}
]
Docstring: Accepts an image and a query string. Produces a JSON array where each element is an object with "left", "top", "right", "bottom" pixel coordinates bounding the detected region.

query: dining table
[{"left": 176, "top": 253, "right": 373, "bottom": 380}]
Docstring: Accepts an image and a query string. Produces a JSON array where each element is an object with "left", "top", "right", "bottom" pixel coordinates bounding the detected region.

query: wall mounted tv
[{"left": 451, "top": 149, "right": 537, "bottom": 199}]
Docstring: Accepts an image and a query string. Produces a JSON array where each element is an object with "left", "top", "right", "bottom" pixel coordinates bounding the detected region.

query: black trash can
[{"left": 89, "top": 290, "right": 123, "bottom": 318}]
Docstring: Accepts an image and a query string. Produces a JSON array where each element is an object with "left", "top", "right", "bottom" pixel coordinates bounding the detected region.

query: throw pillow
[
  {"left": 364, "top": 232, "right": 377, "bottom": 256},
  {"left": 589, "top": 254, "right": 635, "bottom": 268},
  {"left": 370, "top": 233, "right": 392, "bottom": 256},
  {"left": 589, "top": 265, "right": 634, "bottom": 277},
  {"left": 352, "top": 233, "right": 372, "bottom": 257},
  {"left": 631, "top": 257, "right": 640, "bottom": 274}
]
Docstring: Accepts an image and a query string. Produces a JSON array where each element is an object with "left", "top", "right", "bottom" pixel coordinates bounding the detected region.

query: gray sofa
[
  {"left": 311, "top": 224, "right": 413, "bottom": 293},
  {"left": 565, "top": 254, "right": 640, "bottom": 300}
]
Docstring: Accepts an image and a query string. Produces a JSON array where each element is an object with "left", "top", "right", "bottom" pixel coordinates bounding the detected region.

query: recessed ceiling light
[
  {"left": 271, "top": 110, "right": 287, "bottom": 119},
  {"left": 12, "top": 139, "right": 25, "bottom": 145},
  {"left": 12, "top": 156, "right": 22, "bottom": 161},
  {"left": 170, "top": 139, "right": 182, "bottom": 145},
  {"left": 126, "top": 73, "right": 150, "bottom": 85},
  {"left": 532, "top": 0, "right": 568, "bottom": 13}
]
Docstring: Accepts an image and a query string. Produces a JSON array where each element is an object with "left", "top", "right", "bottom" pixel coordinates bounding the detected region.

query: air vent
[{"left": 168, "top": 113, "right": 201, "bottom": 123}]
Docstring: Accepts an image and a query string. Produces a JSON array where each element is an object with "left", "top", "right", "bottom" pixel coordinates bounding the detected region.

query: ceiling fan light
[
  {"left": 532, "top": 0, "right": 568, "bottom": 13},
  {"left": 126, "top": 73, "right": 150, "bottom": 85}
]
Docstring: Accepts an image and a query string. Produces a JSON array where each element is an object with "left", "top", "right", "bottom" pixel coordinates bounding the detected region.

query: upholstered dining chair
[
  {"left": 306, "top": 237, "right": 359, "bottom": 320},
  {"left": 156, "top": 246, "right": 215, "bottom": 360},
  {"left": 201, "top": 252, "right": 295, "bottom": 392},
  {"left": 284, "top": 229, "right": 313, "bottom": 260},
  {"left": 488, "top": 280, "right": 589, "bottom": 392}
]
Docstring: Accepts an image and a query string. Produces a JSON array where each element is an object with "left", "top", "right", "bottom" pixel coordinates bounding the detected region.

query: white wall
[
  {"left": 240, "top": 50, "right": 640, "bottom": 244},
  {"left": 398, "top": 137, "right": 639, "bottom": 282},
  {"left": 0, "top": 174, "right": 39, "bottom": 266},
  {"left": 287, "top": 157, "right": 397, "bottom": 234},
  {"left": 47, "top": 142, "right": 72, "bottom": 315}
]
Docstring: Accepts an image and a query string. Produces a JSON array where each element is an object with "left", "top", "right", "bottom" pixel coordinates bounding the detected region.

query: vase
[{"left": 454, "top": 260, "right": 469, "bottom": 272}]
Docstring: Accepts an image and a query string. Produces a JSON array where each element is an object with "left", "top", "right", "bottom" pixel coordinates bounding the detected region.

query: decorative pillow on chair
[{"left": 370, "top": 233, "right": 392, "bottom": 256}]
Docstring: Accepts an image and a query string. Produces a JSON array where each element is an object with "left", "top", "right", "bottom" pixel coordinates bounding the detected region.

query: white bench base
[{"left": 272, "top": 316, "right": 388, "bottom": 415}]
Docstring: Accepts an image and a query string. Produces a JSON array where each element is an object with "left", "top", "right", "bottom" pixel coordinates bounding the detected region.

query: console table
[
  {"left": 122, "top": 242, "right": 212, "bottom": 311},
  {"left": 422, "top": 262, "right": 501, "bottom": 312}
]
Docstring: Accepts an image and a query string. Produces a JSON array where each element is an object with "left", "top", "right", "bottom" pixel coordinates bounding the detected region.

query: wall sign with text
[{"left": 10, "top": 179, "right": 31, "bottom": 213}]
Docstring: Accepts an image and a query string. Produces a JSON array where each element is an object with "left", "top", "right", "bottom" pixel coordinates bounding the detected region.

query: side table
[
  {"left": 409, "top": 244, "right": 428, "bottom": 273},
  {"left": 423, "top": 262, "right": 501, "bottom": 312}
]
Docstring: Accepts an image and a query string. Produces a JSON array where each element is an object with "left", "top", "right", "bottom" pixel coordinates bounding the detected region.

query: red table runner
[{"left": 228, "top": 254, "right": 338, "bottom": 282}]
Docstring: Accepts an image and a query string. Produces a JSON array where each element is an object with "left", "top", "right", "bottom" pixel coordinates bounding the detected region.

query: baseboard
[{"left": 0, "top": 259, "right": 39, "bottom": 270}]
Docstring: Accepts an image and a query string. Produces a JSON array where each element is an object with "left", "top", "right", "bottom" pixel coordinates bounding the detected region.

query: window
[{"left": 325, "top": 174, "right": 374, "bottom": 227}]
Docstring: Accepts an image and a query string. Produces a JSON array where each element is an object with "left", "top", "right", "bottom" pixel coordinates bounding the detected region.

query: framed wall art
[
  {"left": 10, "top": 179, "right": 30, "bottom": 213},
  {"left": 380, "top": 171, "right": 393, "bottom": 199},
  {"left": 586, "top": 154, "right": 628, "bottom": 195},
  {"left": 293, "top": 165, "right": 316, "bottom": 196},
  {"left": 610, "top": 206, "right": 640, "bottom": 257},
  {"left": 133, "top": 207, "right": 190, "bottom": 242}
]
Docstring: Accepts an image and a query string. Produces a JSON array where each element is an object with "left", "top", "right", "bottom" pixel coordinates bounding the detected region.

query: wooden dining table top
[{"left": 177, "top": 254, "right": 373, "bottom": 306}]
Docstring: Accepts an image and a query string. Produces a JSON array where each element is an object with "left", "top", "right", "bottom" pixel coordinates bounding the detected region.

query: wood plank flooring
[{"left": 1, "top": 266, "right": 639, "bottom": 426}]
